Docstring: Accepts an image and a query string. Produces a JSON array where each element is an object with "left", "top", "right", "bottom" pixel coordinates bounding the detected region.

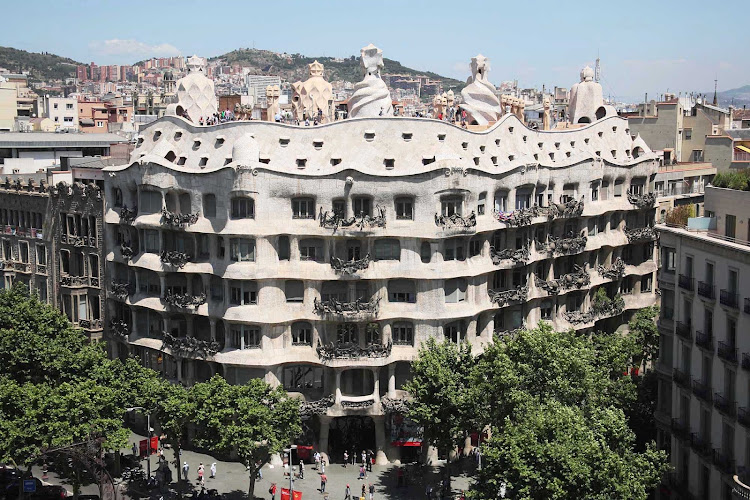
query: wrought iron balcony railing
[
  {"left": 721, "top": 289, "right": 739, "bottom": 309},
  {"left": 434, "top": 211, "right": 477, "bottom": 230},
  {"left": 162, "top": 332, "right": 221, "bottom": 358},
  {"left": 627, "top": 191, "right": 657, "bottom": 209},
  {"left": 697, "top": 281, "right": 715, "bottom": 299},
  {"left": 670, "top": 417, "right": 690, "bottom": 441},
  {"left": 543, "top": 233, "right": 587, "bottom": 256},
  {"left": 110, "top": 280, "right": 134, "bottom": 300},
  {"left": 714, "top": 391, "right": 737, "bottom": 418},
  {"left": 489, "top": 245, "right": 530, "bottom": 265},
  {"left": 675, "top": 321, "right": 692, "bottom": 340},
  {"left": 713, "top": 448, "right": 736, "bottom": 476},
  {"left": 692, "top": 379, "right": 712, "bottom": 403},
  {"left": 320, "top": 206, "right": 387, "bottom": 231},
  {"left": 330, "top": 254, "right": 371, "bottom": 274},
  {"left": 109, "top": 319, "right": 129, "bottom": 340},
  {"left": 488, "top": 285, "right": 529, "bottom": 307},
  {"left": 313, "top": 297, "right": 380, "bottom": 317},
  {"left": 690, "top": 432, "right": 713, "bottom": 458},
  {"left": 119, "top": 206, "right": 137, "bottom": 224},
  {"left": 718, "top": 341, "right": 738, "bottom": 364},
  {"left": 535, "top": 265, "right": 590, "bottom": 295},
  {"left": 316, "top": 340, "right": 392, "bottom": 361},
  {"left": 673, "top": 368, "right": 691, "bottom": 388},
  {"left": 695, "top": 330, "right": 713, "bottom": 350},
  {"left": 160, "top": 250, "right": 191, "bottom": 269},
  {"left": 597, "top": 257, "right": 625, "bottom": 280},
  {"left": 161, "top": 208, "right": 198, "bottom": 229},
  {"left": 624, "top": 226, "right": 657, "bottom": 243},
  {"left": 163, "top": 291, "right": 207, "bottom": 310},
  {"left": 678, "top": 274, "right": 694, "bottom": 291}
]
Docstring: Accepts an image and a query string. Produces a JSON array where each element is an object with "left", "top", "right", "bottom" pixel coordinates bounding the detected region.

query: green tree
[
  {"left": 155, "top": 382, "right": 194, "bottom": 487},
  {"left": 628, "top": 306, "right": 660, "bottom": 368},
  {"left": 405, "top": 338, "right": 474, "bottom": 489},
  {"left": 189, "top": 376, "right": 301, "bottom": 499}
]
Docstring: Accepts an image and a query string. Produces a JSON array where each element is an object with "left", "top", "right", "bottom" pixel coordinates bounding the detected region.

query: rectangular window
[
  {"left": 726, "top": 214, "right": 736, "bottom": 239},
  {"left": 641, "top": 275, "right": 652, "bottom": 292},
  {"left": 444, "top": 238, "right": 466, "bottom": 261},
  {"left": 292, "top": 198, "right": 315, "bottom": 219},
  {"left": 36, "top": 245, "right": 46, "bottom": 266},
  {"left": 477, "top": 193, "right": 486, "bottom": 215},
  {"left": 591, "top": 181, "right": 599, "bottom": 201},
  {"left": 353, "top": 197, "right": 372, "bottom": 217},
  {"left": 614, "top": 180, "right": 623, "bottom": 197},
  {"left": 278, "top": 235, "right": 290, "bottom": 260},
  {"left": 515, "top": 192, "right": 531, "bottom": 210},
  {"left": 494, "top": 192, "right": 508, "bottom": 213},
  {"left": 395, "top": 198, "right": 413, "bottom": 220},
  {"left": 441, "top": 197, "right": 462, "bottom": 217},
  {"left": 18, "top": 241, "right": 28, "bottom": 263},
  {"left": 144, "top": 230, "right": 160, "bottom": 253},
  {"left": 230, "top": 281, "right": 258, "bottom": 305},
  {"left": 299, "top": 238, "right": 323, "bottom": 262},
  {"left": 231, "top": 324, "right": 261, "bottom": 349},
  {"left": 230, "top": 238, "right": 255, "bottom": 262},
  {"left": 231, "top": 197, "right": 254, "bottom": 219},
  {"left": 684, "top": 128, "right": 692, "bottom": 140},
  {"left": 392, "top": 322, "right": 414, "bottom": 345},
  {"left": 664, "top": 247, "right": 676, "bottom": 273},
  {"left": 388, "top": 279, "right": 416, "bottom": 303},
  {"left": 285, "top": 280, "right": 304, "bottom": 302},
  {"left": 140, "top": 190, "right": 162, "bottom": 214}
]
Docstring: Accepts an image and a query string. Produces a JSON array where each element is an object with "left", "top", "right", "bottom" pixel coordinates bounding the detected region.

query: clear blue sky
[{"left": 3, "top": 0, "right": 747, "bottom": 101}]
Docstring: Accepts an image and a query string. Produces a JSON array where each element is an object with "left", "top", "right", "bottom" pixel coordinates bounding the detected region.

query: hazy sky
[{"left": 3, "top": 0, "right": 747, "bottom": 101}]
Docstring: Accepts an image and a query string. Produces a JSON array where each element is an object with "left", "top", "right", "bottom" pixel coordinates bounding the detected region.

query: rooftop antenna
[{"left": 594, "top": 51, "right": 601, "bottom": 83}]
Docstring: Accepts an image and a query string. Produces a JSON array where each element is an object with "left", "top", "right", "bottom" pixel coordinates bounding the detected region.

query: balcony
[
  {"left": 698, "top": 281, "right": 715, "bottom": 300},
  {"left": 109, "top": 319, "right": 129, "bottom": 341},
  {"left": 719, "top": 341, "right": 739, "bottom": 364},
  {"left": 543, "top": 233, "right": 587, "bottom": 256},
  {"left": 161, "top": 208, "right": 198, "bottom": 229},
  {"left": 313, "top": 297, "right": 380, "bottom": 318},
  {"left": 714, "top": 391, "right": 737, "bottom": 418},
  {"left": 695, "top": 330, "right": 713, "bottom": 351},
  {"left": 678, "top": 274, "right": 694, "bottom": 291},
  {"left": 690, "top": 432, "right": 713, "bottom": 458},
  {"left": 160, "top": 250, "right": 192, "bottom": 269},
  {"left": 163, "top": 291, "right": 207, "bottom": 310},
  {"left": 330, "top": 254, "right": 371, "bottom": 275},
  {"left": 316, "top": 341, "right": 392, "bottom": 361},
  {"left": 738, "top": 407, "right": 750, "bottom": 428},
  {"left": 745, "top": 298, "right": 750, "bottom": 314},
  {"left": 488, "top": 285, "right": 529, "bottom": 307},
  {"left": 675, "top": 321, "right": 692, "bottom": 340},
  {"left": 721, "top": 289, "right": 740, "bottom": 309},
  {"left": 119, "top": 206, "right": 137, "bottom": 224},
  {"left": 714, "top": 448, "right": 736, "bottom": 476},
  {"left": 321, "top": 206, "right": 387, "bottom": 232},
  {"left": 624, "top": 226, "right": 657, "bottom": 243},
  {"left": 692, "top": 379, "right": 712, "bottom": 403},
  {"left": 162, "top": 332, "right": 220, "bottom": 359},
  {"left": 60, "top": 234, "right": 97, "bottom": 248},
  {"left": 673, "top": 367, "right": 691, "bottom": 388},
  {"left": 733, "top": 474, "right": 750, "bottom": 500},
  {"left": 489, "top": 245, "right": 530, "bottom": 265},
  {"left": 434, "top": 211, "right": 476, "bottom": 233},
  {"left": 671, "top": 417, "right": 691, "bottom": 441},
  {"left": 110, "top": 281, "right": 134, "bottom": 300}
]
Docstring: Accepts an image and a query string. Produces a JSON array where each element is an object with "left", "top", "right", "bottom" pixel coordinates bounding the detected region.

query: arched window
[
  {"left": 140, "top": 190, "right": 162, "bottom": 214},
  {"left": 388, "top": 279, "right": 416, "bottom": 303},
  {"left": 113, "top": 188, "right": 123, "bottom": 207},
  {"left": 292, "top": 321, "right": 312, "bottom": 346},
  {"left": 420, "top": 241, "right": 432, "bottom": 263}
]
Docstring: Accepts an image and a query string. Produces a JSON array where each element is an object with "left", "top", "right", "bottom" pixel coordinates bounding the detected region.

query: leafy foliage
[
  {"left": 711, "top": 168, "right": 750, "bottom": 191},
  {"left": 665, "top": 204, "right": 695, "bottom": 226}
]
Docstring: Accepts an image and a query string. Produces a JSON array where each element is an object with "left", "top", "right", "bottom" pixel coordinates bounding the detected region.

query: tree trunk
[
  {"left": 172, "top": 442, "right": 182, "bottom": 498},
  {"left": 247, "top": 469, "right": 256, "bottom": 500}
]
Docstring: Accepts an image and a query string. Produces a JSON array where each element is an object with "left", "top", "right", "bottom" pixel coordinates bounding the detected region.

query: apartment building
[{"left": 656, "top": 185, "right": 750, "bottom": 499}]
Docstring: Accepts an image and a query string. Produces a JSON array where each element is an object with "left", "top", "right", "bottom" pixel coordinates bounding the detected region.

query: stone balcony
[
  {"left": 535, "top": 265, "right": 590, "bottom": 295},
  {"left": 488, "top": 285, "right": 529, "bottom": 307},
  {"left": 626, "top": 191, "right": 656, "bottom": 209},
  {"left": 624, "top": 226, "right": 657, "bottom": 243},
  {"left": 434, "top": 211, "right": 477, "bottom": 233},
  {"left": 330, "top": 254, "right": 371, "bottom": 275},
  {"left": 313, "top": 297, "right": 380, "bottom": 318},
  {"left": 319, "top": 207, "right": 387, "bottom": 233},
  {"left": 316, "top": 340, "right": 392, "bottom": 361},
  {"left": 161, "top": 208, "right": 199, "bottom": 229}
]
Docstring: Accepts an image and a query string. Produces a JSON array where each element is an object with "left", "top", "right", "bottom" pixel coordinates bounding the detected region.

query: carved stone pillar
[
  {"left": 159, "top": 275, "right": 166, "bottom": 298},
  {"left": 131, "top": 309, "right": 138, "bottom": 337},
  {"left": 186, "top": 316, "right": 194, "bottom": 337},
  {"left": 335, "top": 370, "right": 342, "bottom": 404},
  {"left": 372, "top": 367, "right": 381, "bottom": 403},
  {"left": 176, "top": 359, "right": 183, "bottom": 383},
  {"left": 372, "top": 415, "right": 388, "bottom": 465},
  {"left": 387, "top": 364, "right": 396, "bottom": 398},
  {"left": 318, "top": 415, "right": 332, "bottom": 464},
  {"left": 209, "top": 319, "right": 216, "bottom": 341}
]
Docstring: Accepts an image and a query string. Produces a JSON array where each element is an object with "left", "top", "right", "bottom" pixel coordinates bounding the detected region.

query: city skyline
[{"left": 1, "top": 0, "right": 747, "bottom": 102}]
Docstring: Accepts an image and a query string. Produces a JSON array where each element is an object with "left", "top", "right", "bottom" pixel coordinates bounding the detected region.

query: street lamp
[
  {"left": 126, "top": 407, "right": 153, "bottom": 480},
  {"left": 283, "top": 445, "right": 298, "bottom": 498}
]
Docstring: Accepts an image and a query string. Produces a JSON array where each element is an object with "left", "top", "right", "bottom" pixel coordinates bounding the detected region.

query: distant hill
[
  {"left": 709, "top": 85, "right": 750, "bottom": 108},
  {"left": 0, "top": 46, "right": 81, "bottom": 82},
  {"left": 212, "top": 48, "right": 466, "bottom": 91}
]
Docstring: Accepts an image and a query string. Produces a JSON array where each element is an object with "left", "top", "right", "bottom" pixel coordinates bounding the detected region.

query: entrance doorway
[{"left": 327, "top": 416, "right": 376, "bottom": 463}]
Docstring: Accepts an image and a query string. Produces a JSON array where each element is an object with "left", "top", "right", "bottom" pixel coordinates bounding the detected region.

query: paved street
[{"left": 32, "top": 432, "right": 474, "bottom": 500}]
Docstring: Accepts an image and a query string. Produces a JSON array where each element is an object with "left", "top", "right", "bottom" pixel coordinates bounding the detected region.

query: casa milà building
[{"left": 103, "top": 49, "right": 660, "bottom": 464}]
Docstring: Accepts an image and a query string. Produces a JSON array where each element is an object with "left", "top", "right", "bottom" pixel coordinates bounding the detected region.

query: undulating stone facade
[{"left": 104, "top": 105, "right": 660, "bottom": 463}]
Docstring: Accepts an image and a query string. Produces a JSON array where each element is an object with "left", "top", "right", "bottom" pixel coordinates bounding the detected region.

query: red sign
[
  {"left": 139, "top": 440, "right": 148, "bottom": 457},
  {"left": 280, "top": 488, "right": 302, "bottom": 500},
  {"left": 150, "top": 436, "right": 159, "bottom": 454}
]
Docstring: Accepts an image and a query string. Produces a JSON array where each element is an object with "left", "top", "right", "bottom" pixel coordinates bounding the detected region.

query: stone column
[
  {"left": 318, "top": 415, "right": 332, "bottom": 464},
  {"left": 159, "top": 275, "right": 166, "bottom": 298},
  {"left": 335, "top": 370, "right": 342, "bottom": 404},
  {"left": 186, "top": 316, "right": 194, "bottom": 337},
  {"left": 387, "top": 364, "right": 396, "bottom": 398},
  {"left": 372, "top": 367, "right": 381, "bottom": 403},
  {"left": 162, "top": 316, "right": 169, "bottom": 335},
  {"left": 209, "top": 319, "right": 216, "bottom": 341},
  {"left": 176, "top": 359, "right": 183, "bottom": 383},
  {"left": 373, "top": 415, "right": 388, "bottom": 465},
  {"left": 131, "top": 309, "right": 138, "bottom": 337}
]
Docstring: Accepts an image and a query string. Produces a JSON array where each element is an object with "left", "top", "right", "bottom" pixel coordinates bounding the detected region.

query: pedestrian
[
  {"left": 182, "top": 462, "right": 189, "bottom": 481},
  {"left": 299, "top": 460, "right": 304, "bottom": 480},
  {"left": 345, "top": 484, "right": 352, "bottom": 500},
  {"left": 210, "top": 463, "right": 216, "bottom": 479},
  {"left": 361, "top": 451, "right": 366, "bottom": 465},
  {"left": 315, "top": 452, "right": 321, "bottom": 471},
  {"left": 321, "top": 459, "right": 325, "bottom": 474},
  {"left": 269, "top": 483, "right": 276, "bottom": 500},
  {"left": 425, "top": 483, "right": 432, "bottom": 499},
  {"left": 368, "top": 483, "right": 374, "bottom": 500},
  {"left": 361, "top": 484, "right": 366, "bottom": 499},
  {"left": 132, "top": 443, "right": 138, "bottom": 456},
  {"left": 359, "top": 465, "right": 365, "bottom": 480},
  {"left": 366, "top": 452, "right": 372, "bottom": 472},
  {"left": 343, "top": 451, "right": 348, "bottom": 467},
  {"left": 198, "top": 463, "right": 204, "bottom": 483},
  {"left": 320, "top": 473, "right": 327, "bottom": 493}
]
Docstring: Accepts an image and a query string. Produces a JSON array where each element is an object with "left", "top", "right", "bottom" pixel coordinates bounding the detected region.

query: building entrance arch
[{"left": 327, "top": 416, "right": 376, "bottom": 463}]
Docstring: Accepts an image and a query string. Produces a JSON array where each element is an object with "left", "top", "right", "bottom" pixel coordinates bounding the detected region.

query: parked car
[{"left": 2, "top": 477, "right": 67, "bottom": 500}]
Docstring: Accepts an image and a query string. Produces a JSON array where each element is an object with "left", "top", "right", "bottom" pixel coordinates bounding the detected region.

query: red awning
[{"left": 390, "top": 441, "right": 422, "bottom": 447}]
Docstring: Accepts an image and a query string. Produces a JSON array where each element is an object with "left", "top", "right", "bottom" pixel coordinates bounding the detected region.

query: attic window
[
  {"left": 473, "top": 157, "right": 480, "bottom": 166},
  {"left": 259, "top": 158, "right": 270, "bottom": 164},
  {"left": 612, "top": 126, "right": 617, "bottom": 132},
  {"left": 570, "top": 141, "right": 575, "bottom": 148},
  {"left": 279, "top": 137, "right": 290, "bottom": 147},
  {"left": 480, "top": 145, "right": 486, "bottom": 152},
  {"left": 137, "top": 138, "right": 144, "bottom": 146},
  {"left": 508, "top": 155, "right": 515, "bottom": 161},
  {"left": 224, "top": 158, "right": 232, "bottom": 166},
  {"left": 384, "top": 159, "right": 395, "bottom": 169},
  {"left": 297, "top": 158, "right": 307, "bottom": 168},
  {"left": 165, "top": 151, "right": 176, "bottom": 162},
  {"left": 422, "top": 157, "right": 436, "bottom": 165},
  {"left": 565, "top": 152, "right": 571, "bottom": 158},
  {"left": 508, "top": 126, "right": 514, "bottom": 133},
  {"left": 402, "top": 133, "right": 413, "bottom": 141},
  {"left": 215, "top": 137, "right": 225, "bottom": 147},
  {"left": 313, "top": 141, "right": 324, "bottom": 150},
  {"left": 192, "top": 140, "right": 201, "bottom": 150},
  {"left": 495, "top": 139, "right": 501, "bottom": 146},
  {"left": 491, "top": 156, "right": 498, "bottom": 166},
  {"left": 533, "top": 154, "right": 539, "bottom": 161},
  {"left": 554, "top": 142, "right": 560, "bottom": 149},
  {"left": 549, "top": 153, "right": 555, "bottom": 161},
  {"left": 330, "top": 158, "right": 342, "bottom": 166},
  {"left": 598, "top": 131, "right": 603, "bottom": 138},
  {"left": 611, "top": 150, "right": 617, "bottom": 158},
  {"left": 595, "top": 151, "right": 601, "bottom": 157},
  {"left": 174, "top": 132, "right": 182, "bottom": 141},
  {"left": 461, "top": 142, "right": 468, "bottom": 150},
  {"left": 153, "top": 131, "right": 162, "bottom": 141},
  {"left": 199, "top": 157, "right": 208, "bottom": 167},
  {"left": 625, "top": 149, "right": 631, "bottom": 158},
  {"left": 177, "top": 156, "right": 187, "bottom": 165},
  {"left": 538, "top": 142, "right": 543, "bottom": 149},
  {"left": 625, "top": 128, "right": 630, "bottom": 135},
  {"left": 522, "top": 136, "right": 527, "bottom": 143},
  {"left": 584, "top": 138, "right": 590, "bottom": 144},
  {"left": 438, "top": 134, "right": 446, "bottom": 142},
  {"left": 364, "top": 131, "right": 375, "bottom": 141}
]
